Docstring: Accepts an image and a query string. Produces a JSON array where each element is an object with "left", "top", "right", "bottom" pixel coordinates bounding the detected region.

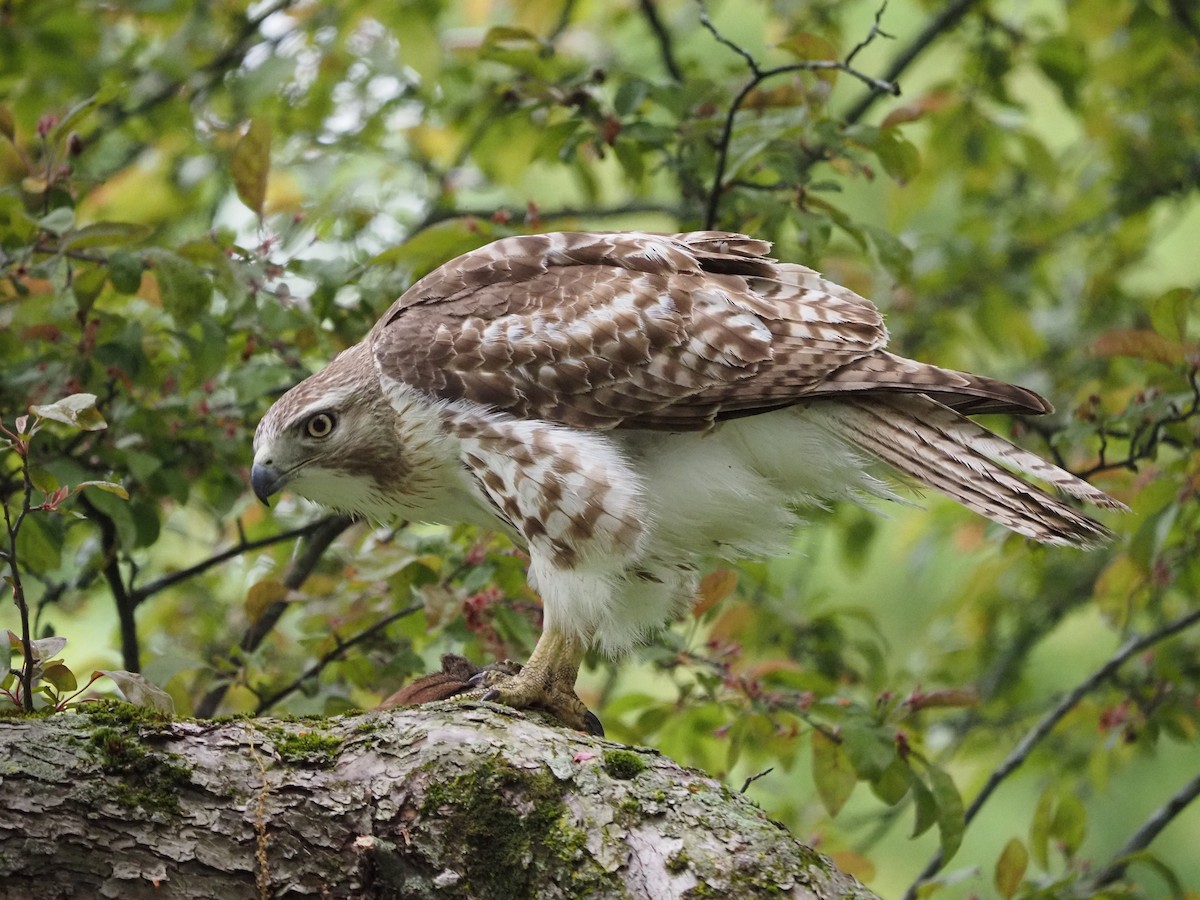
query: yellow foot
[{"left": 467, "top": 663, "right": 604, "bottom": 736}]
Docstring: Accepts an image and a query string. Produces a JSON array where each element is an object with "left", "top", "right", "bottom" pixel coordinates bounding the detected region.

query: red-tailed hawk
[{"left": 252, "top": 231, "right": 1123, "bottom": 733}]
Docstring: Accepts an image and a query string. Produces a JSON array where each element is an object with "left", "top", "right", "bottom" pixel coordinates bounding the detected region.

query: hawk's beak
[{"left": 251, "top": 463, "right": 287, "bottom": 507}]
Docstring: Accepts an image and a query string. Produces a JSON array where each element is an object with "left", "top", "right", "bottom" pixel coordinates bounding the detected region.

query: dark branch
[
  {"left": 77, "top": 493, "right": 139, "bottom": 673},
  {"left": 193, "top": 515, "right": 355, "bottom": 718},
  {"left": 842, "top": 0, "right": 982, "bottom": 127},
  {"left": 1088, "top": 769, "right": 1200, "bottom": 889},
  {"left": 903, "top": 607, "right": 1200, "bottom": 899},
  {"left": 696, "top": 3, "right": 899, "bottom": 229},
  {"left": 410, "top": 201, "right": 688, "bottom": 237},
  {"left": 129, "top": 518, "right": 335, "bottom": 608},
  {"left": 639, "top": 0, "right": 684, "bottom": 82},
  {"left": 253, "top": 602, "right": 421, "bottom": 714},
  {"left": 1074, "top": 368, "right": 1200, "bottom": 480}
]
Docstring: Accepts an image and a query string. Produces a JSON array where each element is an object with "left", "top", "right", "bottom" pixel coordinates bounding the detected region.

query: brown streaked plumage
[{"left": 252, "top": 231, "right": 1124, "bottom": 733}]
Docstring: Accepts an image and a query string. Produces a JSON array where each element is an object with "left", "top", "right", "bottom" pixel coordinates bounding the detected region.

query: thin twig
[
  {"left": 639, "top": 0, "right": 684, "bottom": 82},
  {"left": 903, "top": 607, "right": 1200, "bottom": 899},
  {"left": 1, "top": 428, "right": 36, "bottom": 711},
  {"left": 842, "top": 0, "right": 981, "bottom": 127},
  {"left": 696, "top": 2, "right": 899, "bottom": 229},
  {"left": 129, "top": 518, "right": 334, "bottom": 608},
  {"left": 1087, "top": 770, "right": 1200, "bottom": 889},
  {"left": 253, "top": 602, "right": 421, "bottom": 714},
  {"left": 194, "top": 515, "right": 354, "bottom": 718},
  {"left": 740, "top": 767, "right": 774, "bottom": 793}
]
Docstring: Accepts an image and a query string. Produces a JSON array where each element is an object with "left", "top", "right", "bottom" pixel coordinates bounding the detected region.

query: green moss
[
  {"left": 420, "top": 755, "right": 619, "bottom": 898},
  {"left": 80, "top": 699, "right": 173, "bottom": 730},
  {"left": 85, "top": 725, "right": 191, "bottom": 815},
  {"left": 682, "top": 883, "right": 719, "bottom": 899},
  {"left": 271, "top": 730, "right": 344, "bottom": 766},
  {"left": 667, "top": 849, "right": 691, "bottom": 873},
  {"left": 601, "top": 748, "right": 647, "bottom": 780}
]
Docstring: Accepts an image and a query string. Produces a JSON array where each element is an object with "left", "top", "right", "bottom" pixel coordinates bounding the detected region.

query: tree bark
[{"left": 0, "top": 701, "right": 877, "bottom": 899}]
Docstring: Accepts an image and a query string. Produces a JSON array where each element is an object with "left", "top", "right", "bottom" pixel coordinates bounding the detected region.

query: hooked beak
[{"left": 251, "top": 463, "right": 287, "bottom": 507}]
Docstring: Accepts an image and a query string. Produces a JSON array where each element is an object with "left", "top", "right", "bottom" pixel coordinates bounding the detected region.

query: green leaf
[
  {"left": 15, "top": 514, "right": 61, "bottom": 572},
  {"left": 30, "top": 393, "right": 107, "bottom": 431},
  {"left": 1035, "top": 35, "right": 1089, "bottom": 108},
  {"left": 870, "top": 754, "right": 912, "bottom": 806},
  {"left": 71, "top": 264, "right": 109, "bottom": 310},
  {"left": 62, "top": 221, "right": 154, "bottom": 250},
  {"left": 370, "top": 219, "right": 497, "bottom": 279},
  {"left": 108, "top": 250, "right": 144, "bottom": 294},
  {"left": 1148, "top": 287, "right": 1193, "bottom": 342},
  {"left": 1051, "top": 791, "right": 1087, "bottom": 859},
  {"left": 145, "top": 249, "right": 213, "bottom": 318},
  {"left": 480, "top": 26, "right": 550, "bottom": 77},
  {"left": 232, "top": 118, "right": 271, "bottom": 217},
  {"left": 840, "top": 719, "right": 894, "bottom": 781},
  {"left": 873, "top": 129, "right": 921, "bottom": 184},
  {"left": 925, "top": 761, "right": 965, "bottom": 863},
  {"left": 1029, "top": 784, "right": 1056, "bottom": 869},
  {"left": 37, "top": 207, "right": 75, "bottom": 235},
  {"left": 41, "top": 661, "right": 77, "bottom": 694},
  {"left": 910, "top": 774, "right": 938, "bottom": 838},
  {"left": 811, "top": 729, "right": 856, "bottom": 816},
  {"left": 74, "top": 481, "right": 130, "bottom": 500},
  {"left": 994, "top": 838, "right": 1028, "bottom": 899},
  {"left": 0, "top": 104, "right": 14, "bottom": 142}
]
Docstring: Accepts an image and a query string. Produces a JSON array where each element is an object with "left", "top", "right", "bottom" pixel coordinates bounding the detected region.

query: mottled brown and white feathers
[{"left": 252, "top": 231, "right": 1123, "bottom": 654}]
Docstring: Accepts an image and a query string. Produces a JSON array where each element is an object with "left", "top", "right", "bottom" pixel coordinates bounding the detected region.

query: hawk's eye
[{"left": 304, "top": 413, "right": 336, "bottom": 439}]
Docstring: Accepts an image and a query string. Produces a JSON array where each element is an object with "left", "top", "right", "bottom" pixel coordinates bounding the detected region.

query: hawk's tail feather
[{"left": 815, "top": 396, "right": 1125, "bottom": 548}]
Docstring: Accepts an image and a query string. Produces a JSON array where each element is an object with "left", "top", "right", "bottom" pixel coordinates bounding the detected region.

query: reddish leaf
[
  {"left": 1092, "top": 329, "right": 1185, "bottom": 364},
  {"left": 693, "top": 569, "right": 737, "bottom": 618}
]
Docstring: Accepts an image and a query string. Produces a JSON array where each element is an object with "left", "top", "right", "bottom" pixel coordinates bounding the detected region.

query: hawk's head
[{"left": 251, "top": 341, "right": 406, "bottom": 517}]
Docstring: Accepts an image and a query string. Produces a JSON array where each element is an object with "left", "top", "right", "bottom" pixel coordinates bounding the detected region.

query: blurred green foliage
[{"left": 2, "top": 1, "right": 1198, "bottom": 897}]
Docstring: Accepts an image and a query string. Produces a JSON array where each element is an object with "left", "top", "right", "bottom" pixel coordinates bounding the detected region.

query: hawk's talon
[{"left": 582, "top": 710, "right": 605, "bottom": 737}]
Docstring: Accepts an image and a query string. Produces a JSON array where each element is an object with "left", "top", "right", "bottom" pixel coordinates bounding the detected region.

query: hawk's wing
[{"left": 369, "top": 231, "right": 1047, "bottom": 430}]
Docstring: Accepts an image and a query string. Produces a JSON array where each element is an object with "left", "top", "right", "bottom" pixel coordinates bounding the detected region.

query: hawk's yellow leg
[{"left": 463, "top": 629, "right": 603, "bottom": 735}]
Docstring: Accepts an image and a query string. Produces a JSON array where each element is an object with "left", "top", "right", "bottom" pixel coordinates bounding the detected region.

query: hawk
[{"left": 251, "top": 231, "right": 1122, "bottom": 733}]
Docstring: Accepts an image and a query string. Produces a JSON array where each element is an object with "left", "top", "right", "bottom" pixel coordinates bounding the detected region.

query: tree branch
[
  {"left": 194, "top": 514, "right": 354, "bottom": 718},
  {"left": 0, "top": 704, "right": 879, "bottom": 899},
  {"left": 129, "top": 518, "right": 335, "bottom": 608},
  {"left": 841, "top": 0, "right": 982, "bottom": 127},
  {"left": 1088, "top": 769, "right": 1200, "bottom": 890},
  {"left": 252, "top": 601, "right": 421, "bottom": 715},
  {"left": 696, "top": 3, "right": 899, "bottom": 229},
  {"left": 903, "top": 607, "right": 1200, "bottom": 899},
  {"left": 640, "top": 0, "right": 684, "bottom": 82},
  {"left": 77, "top": 493, "right": 139, "bottom": 673}
]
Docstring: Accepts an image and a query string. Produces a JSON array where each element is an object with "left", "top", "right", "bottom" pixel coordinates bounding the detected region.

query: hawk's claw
[
  {"left": 465, "top": 662, "right": 603, "bottom": 735},
  {"left": 582, "top": 710, "right": 605, "bottom": 737}
]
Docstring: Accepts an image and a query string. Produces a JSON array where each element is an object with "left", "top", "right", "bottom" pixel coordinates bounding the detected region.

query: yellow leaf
[
  {"left": 994, "top": 837, "right": 1029, "bottom": 899},
  {"left": 828, "top": 850, "right": 876, "bottom": 883},
  {"left": 246, "top": 580, "right": 288, "bottom": 623},
  {"left": 232, "top": 119, "right": 271, "bottom": 217}
]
